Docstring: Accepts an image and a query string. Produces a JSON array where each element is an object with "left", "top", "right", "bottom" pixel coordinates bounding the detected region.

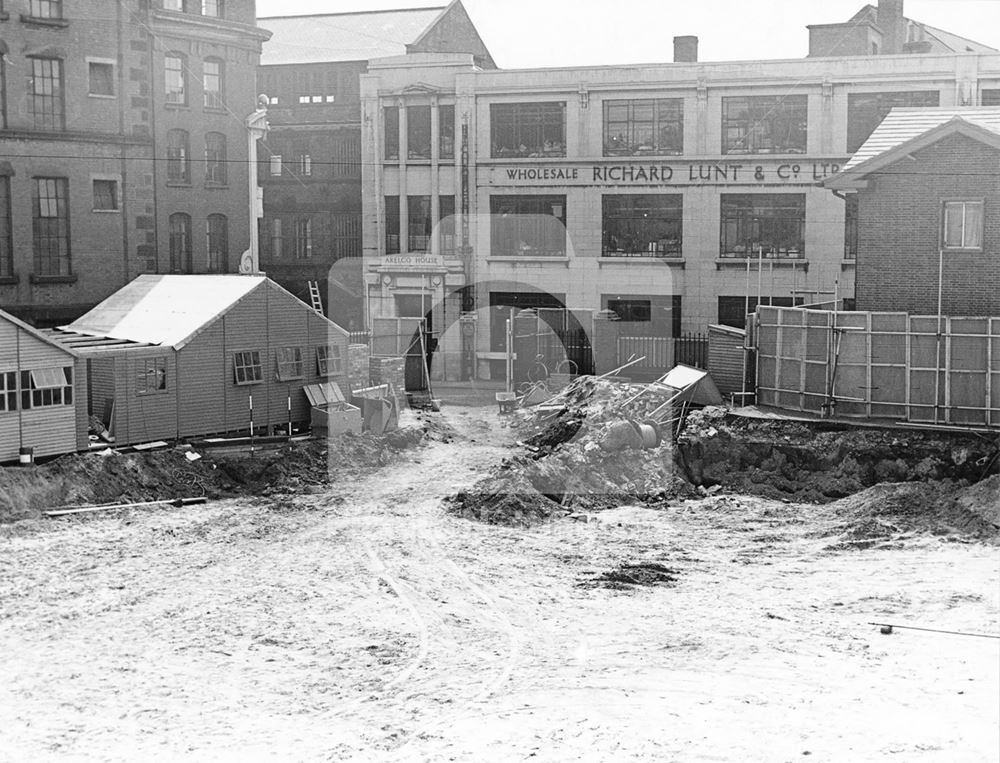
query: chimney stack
[
  {"left": 877, "top": 0, "right": 906, "bottom": 54},
  {"left": 673, "top": 36, "right": 698, "bottom": 63}
]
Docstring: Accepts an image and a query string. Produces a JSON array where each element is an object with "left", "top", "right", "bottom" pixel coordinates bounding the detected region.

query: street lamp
[{"left": 241, "top": 94, "right": 270, "bottom": 275}]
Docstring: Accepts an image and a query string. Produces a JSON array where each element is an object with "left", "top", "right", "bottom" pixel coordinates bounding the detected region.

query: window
[
  {"left": 294, "top": 218, "right": 312, "bottom": 259},
  {"left": 490, "top": 195, "right": 567, "bottom": 257},
  {"left": 331, "top": 213, "right": 361, "bottom": 260},
  {"left": 136, "top": 358, "right": 167, "bottom": 394},
  {"left": 203, "top": 58, "right": 224, "bottom": 110},
  {"left": 440, "top": 196, "right": 456, "bottom": 255},
  {"left": 20, "top": 367, "right": 72, "bottom": 409},
  {"left": 29, "top": 0, "right": 62, "bottom": 18},
  {"left": 0, "top": 178, "right": 11, "bottom": 279},
  {"left": 233, "top": 351, "right": 262, "bottom": 385},
  {"left": 982, "top": 90, "right": 1000, "bottom": 107},
  {"left": 29, "top": 58, "right": 64, "bottom": 130},
  {"left": 88, "top": 62, "right": 115, "bottom": 97},
  {"left": 0, "top": 371, "right": 17, "bottom": 412},
  {"left": 942, "top": 200, "right": 984, "bottom": 250},
  {"left": 603, "top": 98, "right": 683, "bottom": 156},
  {"left": 844, "top": 194, "right": 858, "bottom": 259},
  {"left": 332, "top": 133, "right": 361, "bottom": 177},
  {"left": 602, "top": 194, "right": 682, "bottom": 257},
  {"left": 1, "top": 57, "right": 6, "bottom": 130},
  {"left": 205, "top": 132, "right": 227, "bottom": 185},
  {"left": 846, "top": 91, "right": 939, "bottom": 152},
  {"left": 167, "top": 129, "right": 190, "bottom": 183},
  {"left": 722, "top": 95, "right": 807, "bottom": 154},
  {"left": 491, "top": 102, "right": 566, "bottom": 158},
  {"left": 32, "top": 178, "right": 71, "bottom": 276},
  {"left": 384, "top": 105, "right": 399, "bottom": 160},
  {"left": 269, "top": 219, "right": 283, "bottom": 258},
  {"left": 607, "top": 299, "right": 651, "bottom": 322},
  {"left": 163, "top": 0, "right": 186, "bottom": 9},
  {"left": 385, "top": 196, "right": 400, "bottom": 254},
  {"left": 720, "top": 194, "right": 806, "bottom": 258},
  {"left": 603, "top": 295, "right": 682, "bottom": 337},
  {"left": 165, "top": 54, "right": 186, "bottom": 106},
  {"left": 297, "top": 150, "right": 312, "bottom": 176},
  {"left": 316, "top": 345, "right": 343, "bottom": 376},
  {"left": 92, "top": 180, "right": 118, "bottom": 211},
  {"left": 269, "top": 153, "right": 282, "bottom": 176},
  {"left": 276, "top": 347, "right": 304, "bottom": 381},
  {"left": 408, "top": 196, "right": 431, "bottom": 252},
  {"left": 439, "top": 105, "right": 455, "bottom": 160},
  {"left": 206, "top": 213, "right": 228, "bottom": 272},
  {"left": 169, "top": 213, "right": 192, "bottom": 273},
  {"left": 407, "top": 105, "right": 432, "bottom": 160},
  {"left": 202, "top": 0, "right": 222, "bottom": 16},
  {"left": 718, "top": 296, "right": 803, "bottom": 330}
]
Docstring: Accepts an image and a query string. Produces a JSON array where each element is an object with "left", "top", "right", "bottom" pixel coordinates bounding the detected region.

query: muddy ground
[{"left": 1, "top": 406, "right": 998, "bottom": 761}]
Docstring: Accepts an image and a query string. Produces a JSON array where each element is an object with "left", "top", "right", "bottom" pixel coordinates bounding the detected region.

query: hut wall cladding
[
  {"left": 0, "top": 319, "right": 82, "bottom": 461},
  {"left": 119, "top": 350, "right": 179, "bottom": 445},
  {"left": 268, "top": 287, "right": 316, "bottom": 427},
  {"left": 177, "top": 320, "right": 229, "bottom": 438},
  {"left": 222, "top": 292, "right": 272, "bottom": 434}
]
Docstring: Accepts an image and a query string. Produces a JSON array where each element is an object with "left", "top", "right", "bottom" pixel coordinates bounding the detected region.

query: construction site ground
[{"left": 1, "top": 406, "right": 998, "bottom": 761}]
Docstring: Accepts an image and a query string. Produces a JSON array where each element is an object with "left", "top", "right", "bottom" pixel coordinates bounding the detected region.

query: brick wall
[
  {"left": 347, "top": 344, "right": 370, "bottom": 390},
  {"left": 369, "top": 356, "right": 406, "bottom": 407},
  {"left": 855, "top": 133, "right": 1000, "bottom": 316}
]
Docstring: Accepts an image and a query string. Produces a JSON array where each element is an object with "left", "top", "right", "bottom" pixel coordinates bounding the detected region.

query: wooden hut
[
  {"left": 0, "top": 309, "right": 89, "bottom": 463},
  {"left": 49, "top": 275, "right": 351, "bottom": 446}
]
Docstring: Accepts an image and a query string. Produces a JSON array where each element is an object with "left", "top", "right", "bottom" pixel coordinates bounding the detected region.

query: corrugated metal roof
[
  {"left": 63, "top": 275, "right": 267, "bottom": 350},
  {"left": 259, "top": 7, "right": 445, "bottom": 66},
  {"left": 844, "top": 107, "right": 1000, "bottom": 170}
]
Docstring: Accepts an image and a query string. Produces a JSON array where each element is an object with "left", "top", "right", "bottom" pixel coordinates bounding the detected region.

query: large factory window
[
  {"left": 490, "top": 195, "right": 567, "bottom": 257},
  {"left": 722, "top": 95, "right": 807, "bottom": 154},
  {"left": 602, "top": 194, "right": 682, "bottom": 257},
  {"left": 384, "top": 106, "right": 399, "bottom": 160},
  {"left": 603, "top": 99, "right": 683, "bottom": 156},
  {"left": 720, "top": 194, "right": 806, "bottom": 258},
  {"left": 846, "top": 91, "right": 939, "bottom": 152},
  {"left": 385, "top": 196, "right": 400, "bottom": 254},
  {"left": 407, "top": 105, "right": 432, "bottom": 160},
  {"left": 491, "top": 102, "right": 565, "bottom": 158}
]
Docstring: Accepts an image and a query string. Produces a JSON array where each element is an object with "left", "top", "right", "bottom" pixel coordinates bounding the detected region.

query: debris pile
[
  {"left": 578, "top": 561, "right": 680, "bottom": 590},
  {"left": 677, "top": 407, "right": 999, "bottom": 503},
  {"left": 447, "top": 377, "right": 697, "bottom": 526}
]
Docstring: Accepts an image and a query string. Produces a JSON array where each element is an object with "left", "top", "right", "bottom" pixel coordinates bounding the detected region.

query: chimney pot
[{"left": 673, "top": 36, "right": 698, "bottom": 63}]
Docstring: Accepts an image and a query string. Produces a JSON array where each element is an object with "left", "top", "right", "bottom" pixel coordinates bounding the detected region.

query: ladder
[{"left": 307, "top": 281, "right": 324, "bottom": 316}]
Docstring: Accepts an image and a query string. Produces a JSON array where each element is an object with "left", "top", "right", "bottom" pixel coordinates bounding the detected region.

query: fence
[
  {"left": 616, "top": 333, "right": 708, "bottom": 381},
  {"left": 755, "top": 306, "right": 1000, "bottom": 428}
]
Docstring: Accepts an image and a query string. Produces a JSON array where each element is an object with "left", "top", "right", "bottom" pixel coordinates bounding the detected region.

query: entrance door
[{"left": 395, "top": 295, "right": 433, "bottom": 391}]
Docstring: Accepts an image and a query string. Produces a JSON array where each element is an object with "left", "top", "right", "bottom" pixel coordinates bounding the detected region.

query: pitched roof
[
  {"left": 62, "top": 275, "right": 267, "bottom": 350},
  {"left": 843, "top": 107, "right": 1000, "bottom": 171},
  {"left": 0, "top": 308, "right": 78, "bottom": 357},
  {"left": 259, "top": 6, "right": 446, "bottom": 66},
  {"left": 847, "top": 4, "right": 996, "bottom": 53}
]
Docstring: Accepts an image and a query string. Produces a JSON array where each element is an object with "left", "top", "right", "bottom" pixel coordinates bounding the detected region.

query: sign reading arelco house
[{"left": 483, "top": 159, "right": 847, "bottom": 187}]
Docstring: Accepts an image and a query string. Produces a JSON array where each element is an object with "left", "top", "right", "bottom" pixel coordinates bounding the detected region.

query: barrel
[
  {"left": 637, "top": 422, "right": 660, "bottom": 449},
  {"left": 19, "top": 446, "right": 35, "bottom": 466}
]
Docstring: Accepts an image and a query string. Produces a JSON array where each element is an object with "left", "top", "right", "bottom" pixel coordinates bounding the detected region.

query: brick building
[
  {"left": 358, "top": 0, "right": 1000, "bottom": 382},
  {"left": 825, "top": 108, "right": 1000, "bottom": 316},
  {"left": 0, "top": 1, "right": 269, "bottom": 326},
  {"left": 255, "top": 2, "right": 493, "bottom": 329}
]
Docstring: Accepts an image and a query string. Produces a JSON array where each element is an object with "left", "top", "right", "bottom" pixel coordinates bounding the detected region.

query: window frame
[
  {"left": 719, "top": 193, "right": 806, "bottom": 259},
  {"left": 603, "top": 98, "right": 684, "bottom": 157},
  {"left": 233, "top": 351, "right": 263, "bottom": 386},
  {"left": 92, "top": 179, "right": 119, "bottom": 212},
  {"left": 489, "top": 195, "right": 568, "bottom": 258},
  {"left": 407, "top": 195, "right": 432, "bottom": 252},
  {"left": 316, "top": 345, "right": 343, "bottom": 377},
  {"left": 32, "top": 177, "right": 71, "bottom": 277},
  {"left": 0, "top": 177, "right": 12, "bottom": 279},
  {"left": 846, "top": 90, "right": 940, "bottom": 153},
  {"left": 439, "top": 104, "right": 455, "bottom": 160},
  {"left": 721, "top": 94, "right": 807, "bottom": 155},
  {"left": 941, "top": 199, "right": 985, "bottom": 251},
  {"left": 29, "top": 57, "right": 65, "bottom": 131},
  {"left": 164, "top": 53, "right": 187, "bottom": 106},
  {"left": 407, "top": 105, "right": 432, "bottom": 160},
  {"left": 29, "top": 0, "right": 62, "bottom": 19},
  {"left": 166, "top": 129, "right": 191, "bottom": 184},
  {"left": 384, "top": 105, "right": 400, "bottom": 161},
  {"left": 294, "top": 217, "right": 312, "bottom": 259},
  {"left": 20, "top": 366, "right": 72, "bottom": 409},
  {"left": 168, "top": 212, "right": 192, "bottom": 273},
  {"left": 204, "top": 131, "right": 228, "bottom": 185},
  {"left": 201, "top": 0, "right": 222, "bottom": 17},
  {"left": 136, "top": 357, "right": 168, "bottom": 395},
  {"left": 0, "top": 370, "right": 17, "bottom": 413},
  {"left": 0, "top": 56, "right": 6, "bottom": 130},
  {"left": 602, "top": 194, "right": 683, "bottom": 258},
  {"left": 385, "top": 196, "right": 400, "bottom": 254},
  {"left": 491, "top": 102, "right": 566, "bottom": 159},
  {"left": 269, "top": 218, "right": 283, "bottom": 258},
  {"left": 87, "top": 60, "right": 116, "bottom": 98},
  {"left": 276, "top": 347, "right": 304, "bottom": 381},
  {"left": 206, "top": 213, "right": 228, "bottom": 273},
  {"left": 202, "top": 58, "right": 224, "bottom": 110}
]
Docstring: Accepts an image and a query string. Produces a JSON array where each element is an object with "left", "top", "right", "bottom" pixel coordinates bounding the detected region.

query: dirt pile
[
  {"left": 677, "top": 407, "right": 999, "bottom": 503},
  {"left": 0, "top": 420, "right": 437, "bottom": 523},
  {"left": 578, "top": 562, "right": 680, "bottom": 590},
  {"left": 446, "top": 377, "right": 697, "bottom": 526},
  {"left": 823, "top": 475, "right": 1000, "bottom": 548}
]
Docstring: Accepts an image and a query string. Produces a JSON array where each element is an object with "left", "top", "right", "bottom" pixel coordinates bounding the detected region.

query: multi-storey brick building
[
  {"left": 826, "top": 108, "right": 1000, "bottom": 316},
  {"left": 358, "top": 0, "right": 1000, "bottom": 382},
  {"left": 0, "top": 0, "right": 269, "bottom": 326},
  {"left": 255, "top": 2, "right": 493, "bottom": 329}
]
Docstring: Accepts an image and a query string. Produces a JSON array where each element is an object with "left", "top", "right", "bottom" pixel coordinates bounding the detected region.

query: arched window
[
  {"left": 166, "top": 129, "right": 190, "bottom": 183},
  {"left": 203, "top": 58, "right": 224, "bottom": 109},
  {"left": 206, "top": 214, "right": 228, "bottom": 273},
  {"left": 204, "top": 132, "right": 227, "bottom": 185},
  {"left": 165, "top": 53, "right": 186, "bottom": 105},
  {"left": 169, "top": 213, "right": 192, "bottom": 273}
]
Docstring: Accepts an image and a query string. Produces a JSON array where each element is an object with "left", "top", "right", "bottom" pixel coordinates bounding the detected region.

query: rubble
[{"left": 578, "top": 562, "right": 680, "bottom": 590}]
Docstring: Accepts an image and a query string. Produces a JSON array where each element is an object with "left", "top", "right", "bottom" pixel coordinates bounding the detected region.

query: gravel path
[{"left": 1, "top": 408, "right": 997, "bottom": 761}]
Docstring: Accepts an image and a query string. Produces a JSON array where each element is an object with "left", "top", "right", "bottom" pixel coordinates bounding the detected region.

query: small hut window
[
  {"left": 20, "top": 366, "right": 72, "bottom": 408},
  {"left": 233, "top": 351, "right": 262, "bottom": 385},
  {"left": 276, "top": 347, "right": 304, "bottom": 381},
  {"left": 316, "top": 345, "right": 342, "bottom": 376},
  {"left": 137, "top": 357, "right": 168, "bottom": 394},
  {"left": 1, "top": 371, "right": 17, "bottom": 412}
]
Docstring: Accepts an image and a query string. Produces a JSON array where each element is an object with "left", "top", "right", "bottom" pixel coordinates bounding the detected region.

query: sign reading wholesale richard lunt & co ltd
[{"left": 484, "top": 160, "right": 847, "bottom": 187}]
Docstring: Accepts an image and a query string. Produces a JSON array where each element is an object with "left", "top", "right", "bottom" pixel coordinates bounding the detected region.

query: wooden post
[{"left": 249, "top": 392, "right": 255, "bottom": 455}]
